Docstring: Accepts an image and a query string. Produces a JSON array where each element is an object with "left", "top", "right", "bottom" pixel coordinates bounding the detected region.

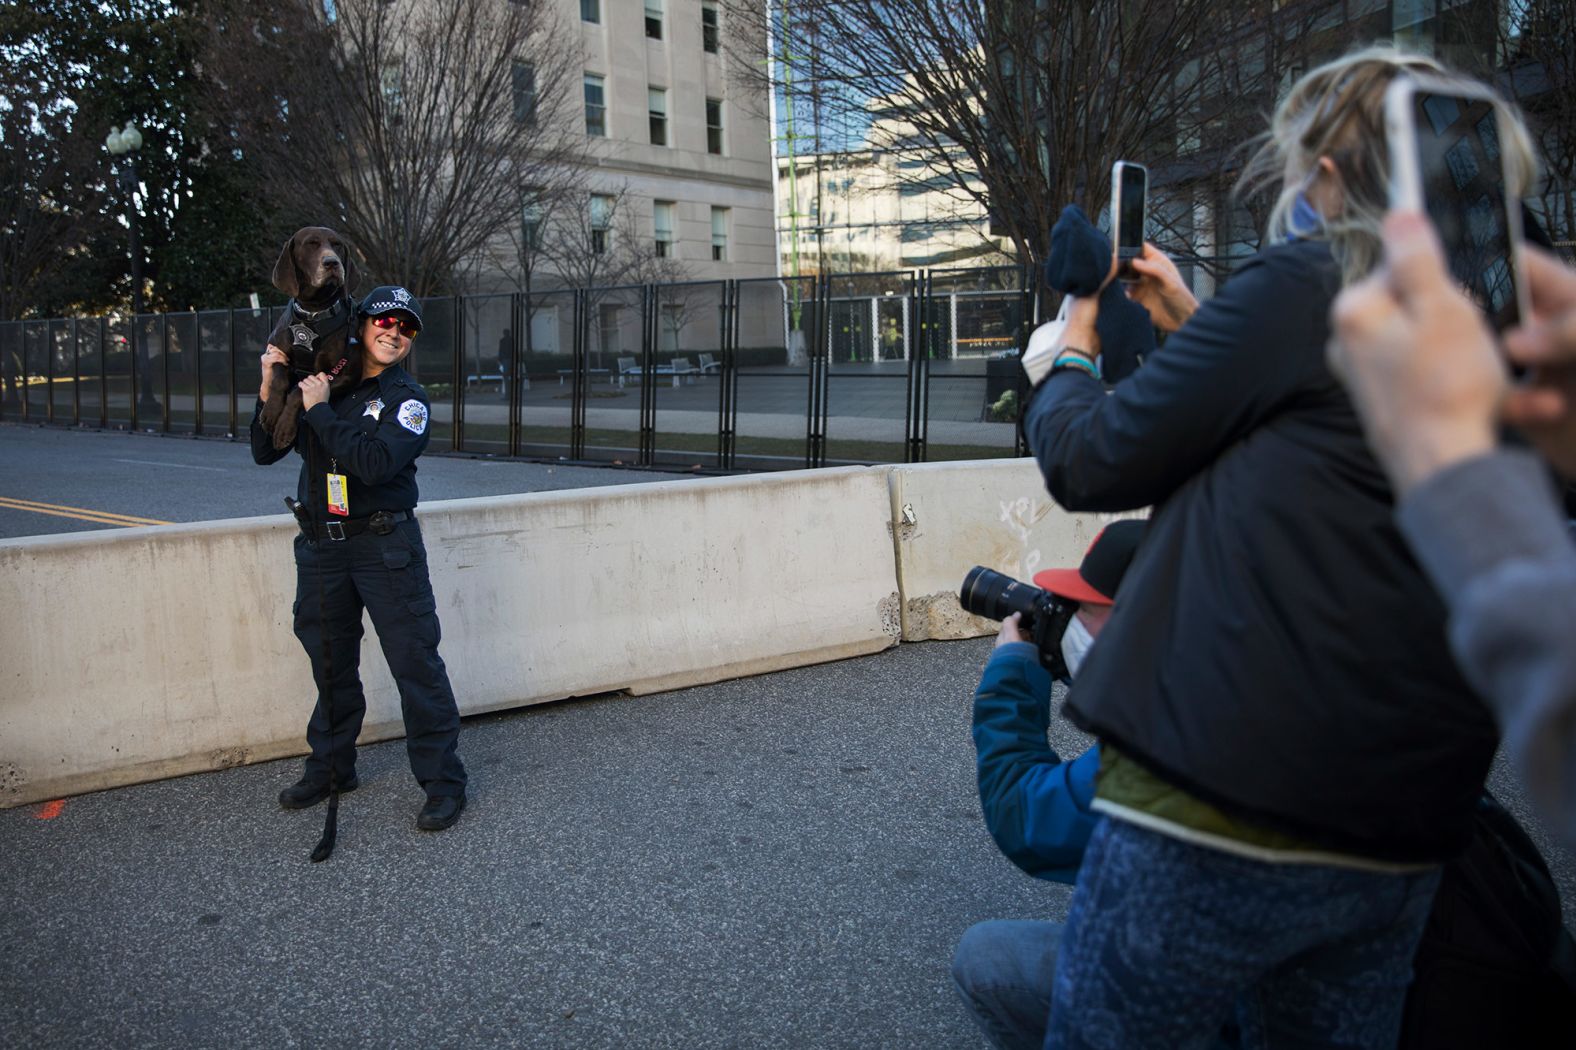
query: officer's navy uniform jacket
[
  {"left": 251, "top": 363, "right": 429, "bottom": 518},
  {"left": 1023, "top": 239, "right": 1496, "bottom": 864},
  {"left": 250, "top": 364, "right": 466, "bottom": 797}
]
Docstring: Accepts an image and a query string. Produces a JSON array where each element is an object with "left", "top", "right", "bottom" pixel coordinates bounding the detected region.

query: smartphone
[
  {"left": 1385, "top": 74, "right": 1528, "bottom": 332},
  {"left": 1110, "top": 161, "right": 1148, "bottom": 282}
]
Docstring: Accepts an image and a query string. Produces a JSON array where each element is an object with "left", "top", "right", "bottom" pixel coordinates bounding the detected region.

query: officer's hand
[
  {"left": 994, "top": 612, "right": 1026, "bottom": 649},
  {"left": 300, "top": 372, "right": 332, "bottom": 410},
  {"left": 259, "top": 346, "right": 288, "bottom": 402}
]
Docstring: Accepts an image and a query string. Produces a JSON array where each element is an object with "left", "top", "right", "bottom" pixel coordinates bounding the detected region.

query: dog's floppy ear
[{"left": 272, "top": 234, "right": 302, "bottom": 299}]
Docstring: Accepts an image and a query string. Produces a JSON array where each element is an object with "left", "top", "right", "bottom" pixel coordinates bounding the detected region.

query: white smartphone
[
  {"left": 1385, "top": 73, "right": 1528, "bottom": 332},
  {"left": 1110, "top": 161, "right": 1148, "bottom": 282}
]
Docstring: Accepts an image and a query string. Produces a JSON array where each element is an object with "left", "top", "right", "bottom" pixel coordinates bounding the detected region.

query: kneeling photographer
[{"left": 950, "top": 521, "right": 1142, "bottom": 1050}]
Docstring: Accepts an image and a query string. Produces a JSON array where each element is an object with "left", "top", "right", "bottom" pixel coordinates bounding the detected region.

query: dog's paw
[{"left": 271, "top": 415, "right": 298, "bottom": 450}]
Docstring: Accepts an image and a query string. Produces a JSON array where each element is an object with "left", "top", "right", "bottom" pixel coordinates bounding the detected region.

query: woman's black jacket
[{"left": 1024, "top": 238, "right": 1497, "bottom": 864}]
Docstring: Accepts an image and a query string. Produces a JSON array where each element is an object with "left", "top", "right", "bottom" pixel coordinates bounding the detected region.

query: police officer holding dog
[{"left": 253, "top": 285, "right": 468, "bottom": 832}]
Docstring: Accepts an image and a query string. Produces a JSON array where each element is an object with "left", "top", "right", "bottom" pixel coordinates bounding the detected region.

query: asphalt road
[
  {"left": 0, "top": 423, "right": 688, "bottom": 540},
  {"left": 1, "top": 638, "right": 1065, "bottom": 1049}
]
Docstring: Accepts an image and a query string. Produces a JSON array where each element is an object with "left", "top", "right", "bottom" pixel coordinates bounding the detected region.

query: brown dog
[{"left": 259, "top": 227, "right": 360, "bottom": 449}]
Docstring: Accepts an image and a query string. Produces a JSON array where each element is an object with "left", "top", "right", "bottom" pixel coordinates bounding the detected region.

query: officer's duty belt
[{"left": 303, "top": 509, "right": 411, "bottom": 542}]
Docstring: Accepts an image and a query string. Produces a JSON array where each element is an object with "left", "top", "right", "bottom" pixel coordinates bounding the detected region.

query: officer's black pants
[{"left": 292, "top": 517, "right": 466, "bottom": 797}]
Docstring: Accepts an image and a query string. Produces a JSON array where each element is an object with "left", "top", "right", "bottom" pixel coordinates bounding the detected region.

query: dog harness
[{"left": 285, "top": 297, "right": 355, "bottom": 380}]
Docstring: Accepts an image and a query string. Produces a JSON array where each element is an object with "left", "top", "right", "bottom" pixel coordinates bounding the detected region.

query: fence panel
[
  {"left": 731, "top": 277, "right": 813, "bottom": 471},
  {"left": 23, "top": 321, "right": 48, "bottom": 421},
  {"left": 514, "top": 288, "right": 578, "bottom": 460},
  {"left": 576, "top": 284, "right": 646, "bottom": 466},
  {"left": 822, "top": 272, "right": 914, "bottom": 467},
  {"left": 456, "top": 292, "right": 514, "bottom": 454},
  {"left": 0, "top": 323, "right": 20, "bottom": 420},
  {"left": 920, "top": 267, "right": 1028, "bottom": 462},
  {"left": 645, "top": 280, "right": 726, "bottom": 471},
  {"left": 409, "top": 297, "right": 459, "bottom": 451},
  {"left": 48, "top": 320, "right": 74, "bottom": 423},
  {"left": 230, "top": 308, "right": 276, "bottom": 437},
  {"left": 163, "top": 312, "right": 199, "bottom": 434},
  {"left": 75, "top": 318, "right": 104, "bottom": 426}
]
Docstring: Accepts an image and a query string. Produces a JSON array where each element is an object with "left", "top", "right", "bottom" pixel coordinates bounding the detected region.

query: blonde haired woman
[{"left": 1021, "top": 49, "right": 1539, "bottom": 1048}]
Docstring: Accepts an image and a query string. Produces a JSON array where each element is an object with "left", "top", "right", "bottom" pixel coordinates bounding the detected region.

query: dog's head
[{"left": 272, "top": 226, "right": 355, "bottom": 306}]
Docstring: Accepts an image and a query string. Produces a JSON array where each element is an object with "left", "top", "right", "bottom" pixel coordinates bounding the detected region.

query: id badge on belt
[{"left": 326, "top": 459, "right": 350, "bottom": 517}]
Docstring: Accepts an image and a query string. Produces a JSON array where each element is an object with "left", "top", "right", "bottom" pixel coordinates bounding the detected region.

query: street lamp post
[{"left": 105, "top": 123, "right": 159, "bottom": 415}]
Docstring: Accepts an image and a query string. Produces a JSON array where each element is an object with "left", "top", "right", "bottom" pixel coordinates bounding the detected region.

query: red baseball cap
[{"left": 1033, "top": 520, "right": 1146, "bottom": 604}]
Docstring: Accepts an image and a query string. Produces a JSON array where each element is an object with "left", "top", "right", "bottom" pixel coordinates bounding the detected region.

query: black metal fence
[{"left": 0, "top": 266, "right": 1046, "bottom": 472}]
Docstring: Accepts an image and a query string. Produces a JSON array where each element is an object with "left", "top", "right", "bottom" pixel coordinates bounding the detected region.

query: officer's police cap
[{"left": 358, "top": 285, "right": 423, "bottom": 331}]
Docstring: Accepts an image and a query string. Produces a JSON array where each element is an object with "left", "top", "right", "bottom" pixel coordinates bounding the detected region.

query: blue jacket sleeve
[
  {"left": 972, "top": 641, "right": 1100, "bottom": 883},
  {"left": 303, "top": 394, "right": 430, "bottom": 484}
]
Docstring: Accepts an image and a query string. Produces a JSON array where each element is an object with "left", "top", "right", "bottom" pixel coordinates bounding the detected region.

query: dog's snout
[{"left": 323, "top": 254, "right": 342, "bottom": 270}]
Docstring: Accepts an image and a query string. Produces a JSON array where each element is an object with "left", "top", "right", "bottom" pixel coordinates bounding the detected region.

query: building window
[
  {"left": 521, "top": 190, "right": 544, "bottom": 251},
  {"left": 701, "top": 1, "right": 719, "bottom": 53},
  {"left": 584, "top": 74, "right": 606, "bottom": 137},
  {"left": 654, "top": 200, "right": 675, "bottom": 258},
  {"left": 645, "top": 0, "right": 662, "bottom": 39},
  {"left": 710, "top": 206, "right": 729, "bottom": 262},
  {"left": 581, "top": 0, "right": 599, "bottom": 24},
  {"left": 512, "top": 61, "right": 537, "bottom": 125},
  {"left": 381, "top": 65, "right": 403, "bottom": 120},
  {"left": 706, "top": 98, "right": 723, "bottom": 155},
  {"left": 591, "top": 194, "right": 612, "bottom": 255},
  {"left": 648, "top": 87, "right": 668, "bottom": 147}
]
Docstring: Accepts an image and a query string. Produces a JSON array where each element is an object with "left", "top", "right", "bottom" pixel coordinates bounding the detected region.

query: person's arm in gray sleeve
[{"left": 1398, "top": 448, "right": 1576, "bottom": 844}]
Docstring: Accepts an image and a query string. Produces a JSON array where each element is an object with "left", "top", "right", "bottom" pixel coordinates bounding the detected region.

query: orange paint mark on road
[{"left": 35, "top": 799, "right": 65, "bottom": 820}]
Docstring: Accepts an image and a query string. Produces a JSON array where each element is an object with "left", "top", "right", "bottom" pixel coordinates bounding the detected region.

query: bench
[
  {"left": 556, "top": 368, "right": 612, "bottom": 386},
  {"left": 615, "top": 356, "right": 700, "bottom": 388}
]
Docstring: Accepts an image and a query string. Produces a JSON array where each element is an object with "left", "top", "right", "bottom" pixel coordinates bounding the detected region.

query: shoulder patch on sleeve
[{"left": 396, "top": 399, "right": 429, "bottom": 435}]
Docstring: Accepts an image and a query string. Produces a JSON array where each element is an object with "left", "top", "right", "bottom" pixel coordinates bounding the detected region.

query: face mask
[
  {"left": 1286, "top": 171, "right": 1325, "bottom": 242},
  {"left": 1059, "top": 614, "right": 1096, "bottom": 682}
]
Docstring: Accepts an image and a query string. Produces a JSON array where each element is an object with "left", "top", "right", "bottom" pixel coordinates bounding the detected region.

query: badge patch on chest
[
  {"left": 363, "top": 398, "right": 384, "bottom": 419},
  {"left": 397, "top": 399, "right": 428, "bottom": 434}
]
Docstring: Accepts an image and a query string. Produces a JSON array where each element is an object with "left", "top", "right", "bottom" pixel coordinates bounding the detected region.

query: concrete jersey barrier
[{"left": 0, "top": 460, "right": 1118, "bottom": 808}]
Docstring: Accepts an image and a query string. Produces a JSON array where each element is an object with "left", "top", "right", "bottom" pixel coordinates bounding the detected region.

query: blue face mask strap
[{"left": 1287, "top": 169, "right": 1325, "bottom": 242}]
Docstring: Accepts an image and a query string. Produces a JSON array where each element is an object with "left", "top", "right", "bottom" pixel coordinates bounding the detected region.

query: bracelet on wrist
[
  {"left": 1051, "top": 352, "right": 1101, "bottom": 380},
  {"left": 1059, "top": 345, "right": 1097, "bottom": 361}
]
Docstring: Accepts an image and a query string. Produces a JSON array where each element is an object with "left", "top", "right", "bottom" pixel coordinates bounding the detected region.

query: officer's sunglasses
[{"left": 369, "top": 315, "right": 419, "bottom": 338}]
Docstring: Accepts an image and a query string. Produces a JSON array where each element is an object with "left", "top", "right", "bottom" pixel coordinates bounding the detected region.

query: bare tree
[
  {"left": 199, "top": 0, "right": 584, "bottom": 295},
  {"left": 726, "top": 0, "right": 1361, "bottom": 275},
  {"left": 1482, "top": 0, "right": 1575, "bottom": 244},
  {"left": 519, "top": 185, "right": 693, "bottom": 366}
]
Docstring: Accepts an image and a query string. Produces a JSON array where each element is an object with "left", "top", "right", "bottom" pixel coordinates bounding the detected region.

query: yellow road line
[{"left": 0, "top": 496, "right": 171, "bottom": 528}]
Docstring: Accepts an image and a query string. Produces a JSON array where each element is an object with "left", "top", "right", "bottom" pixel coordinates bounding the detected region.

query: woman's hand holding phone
[
  {"left": 1124, "top": 244, "right": 1199, "bottom": 333},
  {"left": 1503, "top": 248, "right": 1576, "bottom": 478}
]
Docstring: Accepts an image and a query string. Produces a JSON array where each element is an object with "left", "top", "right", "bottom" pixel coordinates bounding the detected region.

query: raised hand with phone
[{"left": 1328, "top": 67, "right": 1576, "bottom": 857}]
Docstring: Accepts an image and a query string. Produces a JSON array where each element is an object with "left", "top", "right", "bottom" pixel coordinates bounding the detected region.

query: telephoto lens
[{"left": 960, "top": 566, "right": 1048, "bottom": 625}]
